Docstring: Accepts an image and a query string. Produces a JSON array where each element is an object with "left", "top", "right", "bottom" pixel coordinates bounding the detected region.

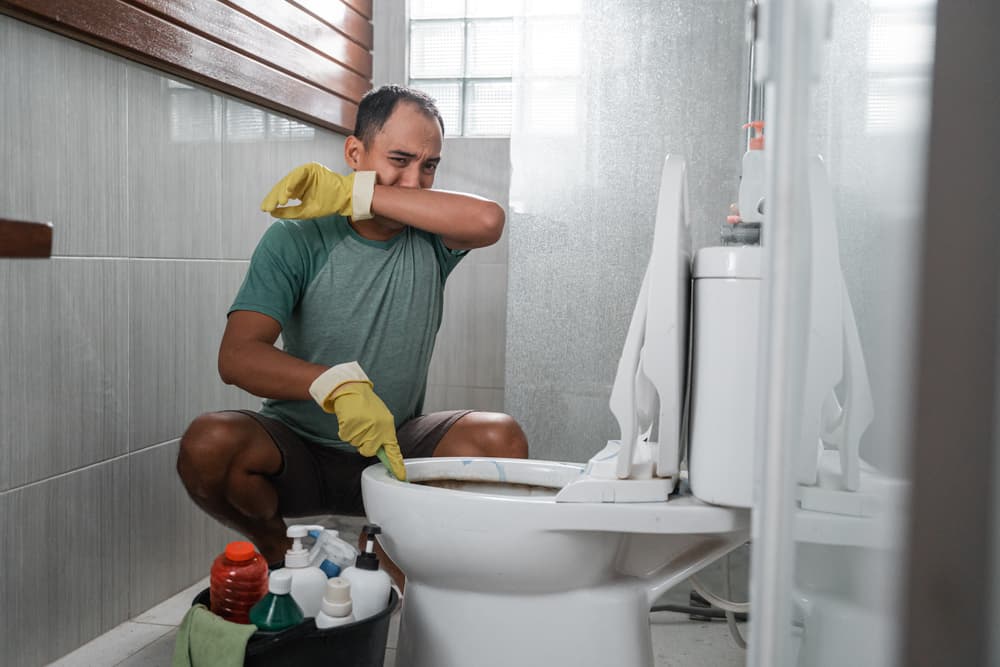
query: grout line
[{"left": 0, "top": 439, "right": 179, "bottom": 496}]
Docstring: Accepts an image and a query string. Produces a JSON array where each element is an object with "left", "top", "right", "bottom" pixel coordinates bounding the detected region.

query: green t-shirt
[{"left": 229, "top": 215, "right": 466, "bottom": 451}]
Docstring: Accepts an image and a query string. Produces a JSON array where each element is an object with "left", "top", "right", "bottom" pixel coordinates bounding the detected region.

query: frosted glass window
[
  {"left": 466, "top": 0, "right": 522, "bottom": 18},
  {"left": 411, "top": 81, "right": 463, "bottom": 136},
  {"left": 464, "top": 80, "right": 512, "bottom": 135},
  {"left": 410, "top": 0, "right": 464, "bottom": 19},
  {"left": 467, "top": 20, "right": 514, "bottom": 78},
  {"left": 410, "top": 21, "right": 465, "bottom": 78},
  {"left": 409, "top": 2, "right": 521, "bottom": 136}
]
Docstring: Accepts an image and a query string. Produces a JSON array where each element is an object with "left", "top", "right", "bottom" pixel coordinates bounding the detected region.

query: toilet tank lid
[{"left": 693, "top": 246, "right": 762, "bottom": 279}]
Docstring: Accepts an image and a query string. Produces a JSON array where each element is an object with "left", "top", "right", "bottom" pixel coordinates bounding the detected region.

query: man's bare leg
[{"left": 177, "top": 412, "right": 291, "bottom": 564}]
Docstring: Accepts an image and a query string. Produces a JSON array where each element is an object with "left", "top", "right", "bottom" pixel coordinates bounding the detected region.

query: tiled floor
[{"left": 49, "top": 580, "right": 746, "bottom": 666}]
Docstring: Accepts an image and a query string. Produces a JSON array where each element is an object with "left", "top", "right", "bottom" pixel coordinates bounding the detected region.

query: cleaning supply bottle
[
  {"left": 249, "top": 569, "right": 305, "bottom": 631},
  {"left": 738, "top": 121, "right": 766, "bottom": 224},
  {"left": 307, "top": 527, "right": 359, "bottom": 576},
  {"left": 340, "top": 524, "right": 392, "bottom": 621},
  {"left": 210, "top": 541, "right": 268, "bottom": 624},
  {"left": 283, "top": 525, "right": 329, "bottom": 618},
  {"left": 314, "top": 577, "right": 356, "bottom": 629}
]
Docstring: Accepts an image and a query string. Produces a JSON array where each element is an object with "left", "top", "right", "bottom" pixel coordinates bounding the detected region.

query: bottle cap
[
  {"left": 743, "top": 121, "right": 765, "bottom": 150},
  {"left": 225, "top": 541, "right": 256, "bottom": 562},
  {"left": 321, "top": 578, "right": 353, "bottom": 617},
  {"left": 356, "top": 551, "right": 379, "bottom": 571},
  {"left": 356, "top": 524, "right": 382, "bottom": 570},
  {"left": 269, "top": 569, "right": 293, "bottom": 595}
]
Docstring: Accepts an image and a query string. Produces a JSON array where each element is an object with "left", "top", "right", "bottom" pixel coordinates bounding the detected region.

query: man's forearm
[
  {"left": 371, "top": 185, "right": 505, "bottom": 248},
  {"left": 218, "top": 339, "right": 328, "bottom": 400}
]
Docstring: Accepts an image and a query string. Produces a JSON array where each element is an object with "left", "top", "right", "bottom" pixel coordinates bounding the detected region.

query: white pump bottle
[
  {"left": 282, "top": 524, "right": 329, "bottom": 618},
  {"left": 738, "top": 120, "right": 766, "bottom": 223},
  {"left": 340, "top": 524, "right": 391, "bottom": 621}
]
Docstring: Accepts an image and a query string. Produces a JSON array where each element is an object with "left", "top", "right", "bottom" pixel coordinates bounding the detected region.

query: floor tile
[
  {"left": 48, "top": 622, "right": 173, "bottom": 667},
  {"left": 114, "top": 630, "right": 178, "bottom": 666},
  {"left": 132, "top": 577, "right": 210, "bottom": 626},
  {"left": 651, "top": 613, "right": 747, "bottom": 666}
]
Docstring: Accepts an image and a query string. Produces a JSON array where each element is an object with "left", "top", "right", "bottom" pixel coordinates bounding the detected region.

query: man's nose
[{"left": 398, "top": 164, "right": 422, "bottom": 188}]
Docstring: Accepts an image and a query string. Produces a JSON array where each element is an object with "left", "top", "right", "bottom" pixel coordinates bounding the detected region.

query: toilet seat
[{"left": 364, "top": 457, "right": 748, "bottom": 535}]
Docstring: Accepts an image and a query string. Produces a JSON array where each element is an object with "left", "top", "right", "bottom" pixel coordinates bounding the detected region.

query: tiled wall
[
  {"left": 0, "top": 15, "right": 343, "bottom": 665},
  {"left": 423, "top": 137, "right": 510, "bottom": 414},
  {"left": 1, "top": 7, "right": 510, "bottom": 662}
]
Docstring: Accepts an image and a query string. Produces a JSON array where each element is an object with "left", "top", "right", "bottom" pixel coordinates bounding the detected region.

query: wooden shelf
[{"left": 0, "top": 218, "right": 53, "bottom": 258}]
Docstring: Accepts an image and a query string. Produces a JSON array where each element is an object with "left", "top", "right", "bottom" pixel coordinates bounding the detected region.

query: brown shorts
[{"left": 229, "top": 409, "right": 473, "bottom": 517}]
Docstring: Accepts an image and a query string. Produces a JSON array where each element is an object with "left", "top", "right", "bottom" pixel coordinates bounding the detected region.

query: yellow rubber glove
[
  {"left": 261, "top": 162, "right": 376, "bottom": 221},
  {"left": 309, "top": 362, "right": 407, "bottom": 481}
]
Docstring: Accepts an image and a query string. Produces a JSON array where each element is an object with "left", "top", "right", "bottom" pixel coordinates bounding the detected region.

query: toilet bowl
[
  {"left": 362, "top": 457, "right": 749, "bottom": 667},
  {"left": 359, "top": 156, "right": 753, "bottom": 667}
]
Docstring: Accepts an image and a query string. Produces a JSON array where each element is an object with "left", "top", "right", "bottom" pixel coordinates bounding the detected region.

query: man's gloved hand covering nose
[
  {"left": 261, "top": 162, "right": 376, "bottom": 221},
  {"left": 309, "top": 362, "right": 407, "bottom": 481}
]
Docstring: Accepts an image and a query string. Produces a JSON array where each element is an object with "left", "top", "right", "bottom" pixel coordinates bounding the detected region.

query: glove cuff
[
  {"left": 351, "top": 171, "right": 376, "bottom": 221},
  {"left": 309, "top": 361, "right": 371, "bottom": 411}
]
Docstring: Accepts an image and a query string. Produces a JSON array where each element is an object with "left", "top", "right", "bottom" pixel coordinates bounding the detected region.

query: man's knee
[
  {"left": 464, "top": 412, "right": 529, "bottom": 458},
  {"left": 176, "top": 412, "right": 244, "bottom": 496}
]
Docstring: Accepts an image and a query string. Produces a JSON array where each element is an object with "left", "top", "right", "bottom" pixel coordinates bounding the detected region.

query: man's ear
[{"left": 344, "top": 135, "right": 365, "bottom": 170}]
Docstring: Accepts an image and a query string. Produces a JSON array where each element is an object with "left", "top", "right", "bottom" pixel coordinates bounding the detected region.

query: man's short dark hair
[{"left": 353, "top": 85, "right": 445, "bottom": 147}]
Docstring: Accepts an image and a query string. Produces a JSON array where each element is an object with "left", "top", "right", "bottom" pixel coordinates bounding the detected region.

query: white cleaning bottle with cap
[
  {"left": 314, "top": 577, "right": 356, "bottom": 629},
  {"left": 340, "top": 524, "right": 392, "bottom": 621},
  {"left": 282, "top": 524, "right": 329, "bottom": 618},
  {"left": 738, "top": 120, "right": 766, "bottom": 223}
]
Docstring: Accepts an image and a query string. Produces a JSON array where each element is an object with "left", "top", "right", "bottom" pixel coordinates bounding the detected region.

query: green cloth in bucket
[{"left": 173, "top": 603, "right": 258, "bottom": 667}]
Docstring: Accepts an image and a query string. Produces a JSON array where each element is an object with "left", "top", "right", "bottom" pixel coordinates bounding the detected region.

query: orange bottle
[{"left": 210, "top": 541, "right": 268, "bottom": 624}]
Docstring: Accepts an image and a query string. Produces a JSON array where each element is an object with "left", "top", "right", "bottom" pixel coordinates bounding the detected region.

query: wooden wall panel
[
  {"left": 288, "top": 0, "right": 373, "bottom": 49},
  {"left": 0, "top": 0, "right": 372, "bottom": 135}
]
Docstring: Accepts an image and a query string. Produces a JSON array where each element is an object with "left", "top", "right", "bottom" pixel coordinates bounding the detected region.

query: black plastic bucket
[{"left": 192, "top": 587, "right": 399, "bottom": 667}]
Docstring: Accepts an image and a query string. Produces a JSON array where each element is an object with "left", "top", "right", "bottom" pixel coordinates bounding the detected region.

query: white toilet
[{"left": 362, "top": 156, "right": 753, "bottom": 667}]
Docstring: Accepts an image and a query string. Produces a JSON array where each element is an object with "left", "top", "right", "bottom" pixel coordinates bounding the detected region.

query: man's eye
[
  {"left": 391, "top": 157, "right": 407, "bottom": 165},
  {"left": 424, "top": 163, "right": 438, "bottom": 172}
]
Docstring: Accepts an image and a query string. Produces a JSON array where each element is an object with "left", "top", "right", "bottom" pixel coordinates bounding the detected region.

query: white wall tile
[
  {"left": 126, "top": 65, "right": 223, "bottom": 259},
  {"left": 128, "top": 259, "right": 258, "bottom": 450},
  {"left": 423, "top": 385, "right": 505, "bottom": 413},
  {"left": 428, "top": 262, "right": 507, "bottom": 389},
  {"left": 0, "top": 17, "right": 129, "bottom": 257},
  {"left": 128, "top": 441, "right": 238, "bottom": 616},
  {"left": 0, "top": 258, "right": 129, "bottom": 489},
  {"left": 0, "top": 458, "right": 130, "bottom": 666},
  {"left": 219, "top": 98, "right": 347, "bottom": 260}
]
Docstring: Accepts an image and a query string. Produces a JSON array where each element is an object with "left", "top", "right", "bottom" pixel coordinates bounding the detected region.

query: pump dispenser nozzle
[
  {"left": 341, "top": 523, "right": 391, "bottom": 620},
  {"left": 356, "top": 524, "right": 382, "bottom": 571},
  {"left": 285, "top": 524, "right": 325, "bottom": 568}
]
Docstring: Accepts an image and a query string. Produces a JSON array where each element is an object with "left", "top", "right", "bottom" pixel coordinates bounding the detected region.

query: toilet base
[{"left": 396, "top": 581, "right": 656, "bottom": 667}]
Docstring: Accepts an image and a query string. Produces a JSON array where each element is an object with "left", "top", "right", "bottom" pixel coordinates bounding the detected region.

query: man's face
[{"left": 348, "top": 102, "right": 443, "bottom": 190}]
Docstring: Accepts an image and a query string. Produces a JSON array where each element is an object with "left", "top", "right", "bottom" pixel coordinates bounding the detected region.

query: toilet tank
[{"left": 688, "top": 246, "right": 761, "bottom": 508}]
